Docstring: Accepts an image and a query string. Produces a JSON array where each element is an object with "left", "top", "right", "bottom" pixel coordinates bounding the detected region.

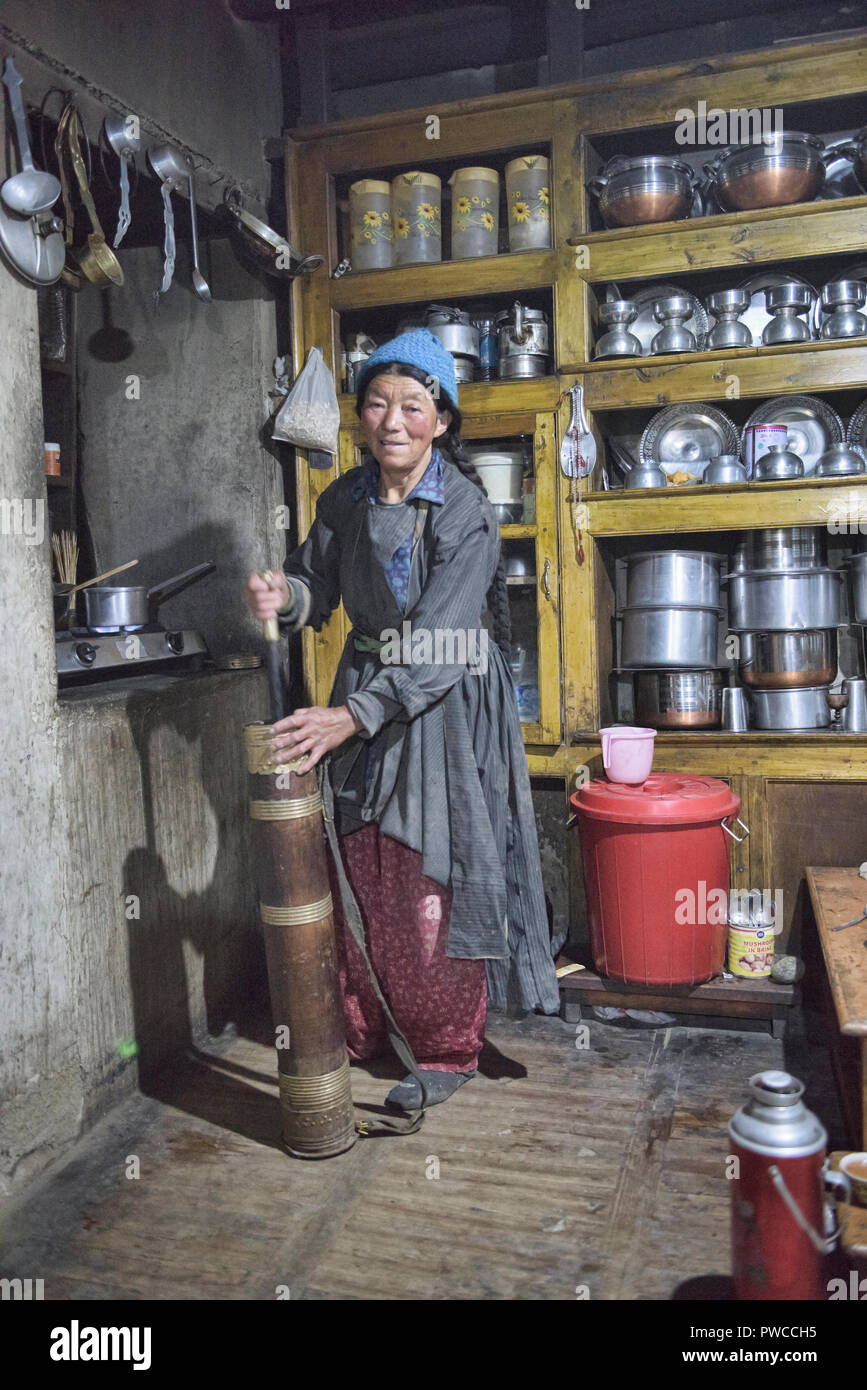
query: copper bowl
[
  {"left": 737, "top": 630, "right": 837, "bottom": 689},
  {"left": 588, "top": 156, "right": 696, "bottom": 228},
  {"left": 706, "top": 133, "right": 826, "bottom": 211}
]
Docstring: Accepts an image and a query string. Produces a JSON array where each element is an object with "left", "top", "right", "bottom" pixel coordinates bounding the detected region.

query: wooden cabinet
[{"left": 286, "top": 31, "right": 867, "bottom": 927}]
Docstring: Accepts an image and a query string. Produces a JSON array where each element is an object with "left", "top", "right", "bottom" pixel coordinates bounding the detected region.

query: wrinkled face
[{"left": 360, "top": 372, "right": 451, "bottom": 475}]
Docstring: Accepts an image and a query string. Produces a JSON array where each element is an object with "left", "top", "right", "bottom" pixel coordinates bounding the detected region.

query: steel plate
[{"left": 640, "top": 402, "right": 739, "bottom": 473}]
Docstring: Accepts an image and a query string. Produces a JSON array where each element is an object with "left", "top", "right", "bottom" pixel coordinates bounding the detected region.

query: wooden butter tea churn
[
  {"left": 244, "top": 590, "right": 356, "bottom": 1159},
  {"left": 244, "top": 719, "right": 357, "bottom": 1158}
]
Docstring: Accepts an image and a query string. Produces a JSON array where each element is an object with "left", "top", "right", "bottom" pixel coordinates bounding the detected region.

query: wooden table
[{"left": 807, "top": 867, "right": 867, "bottom": 1149}]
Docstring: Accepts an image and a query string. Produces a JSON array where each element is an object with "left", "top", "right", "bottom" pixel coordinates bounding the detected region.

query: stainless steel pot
[
  {"left": 587, "top": 156, "right": 697, "bottom": 227},
  {"left": 754, "top": 444, "right": 804, "bottom": 480},
  {"left": 849, "top": 551, "right": 867, "bottom": 622},
  {"left": 625, "top": 550, "right": 724, "bottom": 609},
  {"left": 730, "top": 527, "right": 826, "bottom": 573},
  {"left": 621, "top": 604, "right": 721, "bottom": 669},
  {"left": 750, "top": 685, "right": 832, "bottom": 730},
  {"left": 633, "top": 668, "right": 724, "bottom": 727},
  {"left": 825, "top": 131, "right": 867, "bottom": 194},
  {"left": 727, "top": 568, "right": 843, "bottom": 631},
  {"left": 705, "top": 133, "right": 826, "bottom": 211},
  {"left": 738, "top": 629, "right": 838, "bottom": 689},
  {"left": 424, "top": 304, "right": 480, "bottom": 360},
  {"left": 83, "top": 562, "right": 216, "bottom": 631}
]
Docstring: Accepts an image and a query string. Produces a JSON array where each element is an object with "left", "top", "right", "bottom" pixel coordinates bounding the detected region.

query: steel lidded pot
[
  {"left": 705, "top": 132, "right": 826, "bottom": 211},
  {"left": 621, "top": 603, "right": 721, "bottom": 669},
  {"left": 730, "top": 526, "right": 826, "bottom": 573},
  {"left": 496, "top": 302, "right": 549, "bottom": 378},
  {"left": 727, "top": 567, "right": 843, "bottom": 631},
  {"left": 587, "top": 155, "right": 697, "bottom": 228},
  {"left": 625, "top": 549, "right": 724, "bottom": 610},
  {"left": 750, "top": 685, "right": 832, "bottom": 730}
]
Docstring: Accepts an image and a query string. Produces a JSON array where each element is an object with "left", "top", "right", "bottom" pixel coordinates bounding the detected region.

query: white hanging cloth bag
[{"left": 273, "top": 346, "right": 340, "bottom": 454}]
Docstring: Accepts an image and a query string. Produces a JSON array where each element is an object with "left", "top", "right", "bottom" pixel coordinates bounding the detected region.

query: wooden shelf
[
  {"left": 582, "top": 341, "right": 867, "bottom": 410},
  {"left": 500, "top": 523, "right": 536, "bottom": 539},
  {"left": 584, "top": 476, "right": 867, "bottom": 535},
  {"left": 570, "top": 195, "right": 867, "bottom": 283},
  {"left": 338, "top": 376, "right": 560, "bottom": 429},
  {"left": 330, "top": 248, "right": 555, "bottom": 311}
]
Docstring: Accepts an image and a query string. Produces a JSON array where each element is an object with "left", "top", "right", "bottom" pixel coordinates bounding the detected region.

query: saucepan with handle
[{"left": 83, "top": 561, "right": 216, "bottom": 631}]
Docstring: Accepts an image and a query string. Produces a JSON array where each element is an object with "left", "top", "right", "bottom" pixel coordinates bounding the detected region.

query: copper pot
[
  {"left": 705, "top": 133, "right": 826, "bottom": 211},
  {"left": 634, "top": 668, "right": 724, "bottom": 727},
  {"left": 738, "top": 630, "right": 837, "bottom": 689},
  {"left": 587, "top": 156, "right": 697, "bottom": 228}
]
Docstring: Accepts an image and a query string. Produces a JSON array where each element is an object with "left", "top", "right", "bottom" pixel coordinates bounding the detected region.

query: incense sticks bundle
[{"left": 51, "top": 530, "right": 78, "bottom": 585}]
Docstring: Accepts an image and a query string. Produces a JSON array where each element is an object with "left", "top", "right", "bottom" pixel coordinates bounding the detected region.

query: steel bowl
[
  {"left": 633, "top": 668, "right": 725, "bottom": 728},
  {"left": 730, "top": 527, "right": 827, "bottom": 573},
  {"left": 749, "top": 685, "right": 832, "bottom": 730},
  {"left": 737, "top": 629, "right": 838, "bottom": 689},
  {"left": 754, "top": 446, "right": 805, "bottom": 480},
  {"left": 624, "top": 465, "right": 666, "bottom": 489},
  {"left": 703, "top": 455, "right": 747, "bottom": 485},
  {"left": 727, "top": 568, "right": 843, "bottom": 631},
  {"left": 814, "top": 442, "right": 867, "bottom": 476},
  {"left": 621, "top": 604, "right": 721, "bottom": 669},
  {"left": 625, "top": 550, "right": 724, "bottom": 609}
]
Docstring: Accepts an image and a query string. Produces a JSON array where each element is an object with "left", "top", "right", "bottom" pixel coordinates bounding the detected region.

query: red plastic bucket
[{"left": 572, "top": 774, "right": 741, "bottom": 986}]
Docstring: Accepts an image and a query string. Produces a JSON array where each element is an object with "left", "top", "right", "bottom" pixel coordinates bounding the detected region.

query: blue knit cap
[{"left": 356, "top": 328, "right": 459, "bottom": 412}]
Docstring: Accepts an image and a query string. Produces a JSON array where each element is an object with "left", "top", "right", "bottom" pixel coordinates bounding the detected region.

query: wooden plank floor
[{"left": 0, "top": 1011, "right": 838, "bottom": 1301}]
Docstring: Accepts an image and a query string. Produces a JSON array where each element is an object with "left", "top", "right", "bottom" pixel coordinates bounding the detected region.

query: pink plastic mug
[{"left": 599, "top": 726, "right": 656, "bottom": 784}]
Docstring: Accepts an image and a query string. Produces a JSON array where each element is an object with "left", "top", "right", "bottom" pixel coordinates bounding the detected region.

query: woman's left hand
[{"left": 270, "top": 704, "right": 363, "bottom": 774}]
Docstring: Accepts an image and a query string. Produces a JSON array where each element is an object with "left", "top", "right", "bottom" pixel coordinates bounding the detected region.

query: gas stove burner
[
  {"left": 88, "top": 624, "right": 147, "bottom": 635},
  {"left": 56, "top": 627, "right": 209, "bottom": 684}
]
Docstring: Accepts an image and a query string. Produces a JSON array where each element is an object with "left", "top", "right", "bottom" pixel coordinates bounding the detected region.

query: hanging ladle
[
  {"left": 1, "top": 58, "right": 62, "bottom": 215},
  {"left": 187, "top": 173, "right": 211, "bottom": 301},
  {"left": 103, "top": 113, "right": 141, "bottom": 248}
]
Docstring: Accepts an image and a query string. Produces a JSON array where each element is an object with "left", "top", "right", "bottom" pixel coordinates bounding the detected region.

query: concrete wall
[{"left": 0, "top": 2, "right": 285, "bottom": 1198}]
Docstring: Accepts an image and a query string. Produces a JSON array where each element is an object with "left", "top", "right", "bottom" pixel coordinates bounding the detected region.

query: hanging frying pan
[{"left": 219, "top": 184, "right": 323, "bottom": 280}]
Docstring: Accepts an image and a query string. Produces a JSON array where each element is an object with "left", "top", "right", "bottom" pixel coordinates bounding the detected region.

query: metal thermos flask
[{"left": 729, "top": 1070, "right": 848, "bottom": 1300}]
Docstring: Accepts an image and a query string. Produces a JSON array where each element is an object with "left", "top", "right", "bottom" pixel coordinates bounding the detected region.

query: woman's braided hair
[{"left": 356, "top": 362, "right": 512, "bottom": 659}]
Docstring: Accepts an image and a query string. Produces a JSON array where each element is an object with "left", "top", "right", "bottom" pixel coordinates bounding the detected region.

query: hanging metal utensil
[
  {"left": 219, "top": 184, "right": 323, "bottom": 280},
  {"left": 56, "top": 106, "right": 124, "bottom": 289},
  {"left": 147, "top": 145, "right": 191, "bottom": 296},
  {"left": 187, "top": 173, "right": 211, "bottom": 301},
  {"left": 103, "top": 113, "right": 141, "bottom": 248},
  {"left": 1, "top": 59, "right": 62, "bottom": 215}
]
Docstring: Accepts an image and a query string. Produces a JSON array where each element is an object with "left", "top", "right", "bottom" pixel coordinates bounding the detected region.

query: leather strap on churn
[{"left": 244, "top": 722, "right": 357, "bottom": 1159}]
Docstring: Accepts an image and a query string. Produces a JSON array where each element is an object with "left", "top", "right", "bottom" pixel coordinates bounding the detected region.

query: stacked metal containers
[
  {"left": 622, "top": 550, "right": 726, "bottom": 727},
  {"left": 728, "top": 528, "right": 842, "bottom": 729}
]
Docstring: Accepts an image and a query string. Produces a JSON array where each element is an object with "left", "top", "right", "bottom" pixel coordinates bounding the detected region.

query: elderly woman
[{"left": 245, "top": 330, "right": 558, "bottom": 1110}]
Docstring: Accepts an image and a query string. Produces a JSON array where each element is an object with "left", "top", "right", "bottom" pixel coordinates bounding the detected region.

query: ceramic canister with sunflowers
[
  {"left": 505, "top": 155, "right": 551, "bottom": 252},
  {"left": 391, "top": 171, "right": 442, "bottom": 265},
  {"left": 449, "top": 167, "right": 500, "bottom": 260},
  {"left": 349, "top": 179, "right": 393, "bottom": 270}
]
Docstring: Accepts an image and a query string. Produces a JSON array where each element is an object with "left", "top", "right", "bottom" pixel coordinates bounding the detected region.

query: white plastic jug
[{"left": 599, "top": 726, "right": 656, "bottom": 784}]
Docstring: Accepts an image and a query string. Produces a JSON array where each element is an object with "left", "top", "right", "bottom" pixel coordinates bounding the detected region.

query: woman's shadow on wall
[{"left": 121, "top": 655, "right": 287, "bottom": 1151}]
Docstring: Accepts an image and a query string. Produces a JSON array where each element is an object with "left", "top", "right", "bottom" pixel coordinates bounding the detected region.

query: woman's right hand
[{"left": 245, "top": 570, "right": 291, "bottom": 621}]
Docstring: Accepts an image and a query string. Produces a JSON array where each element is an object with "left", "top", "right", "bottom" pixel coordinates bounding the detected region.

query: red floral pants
[{"left": 327, "top": 823, "right": 487, "bottom": 1072}]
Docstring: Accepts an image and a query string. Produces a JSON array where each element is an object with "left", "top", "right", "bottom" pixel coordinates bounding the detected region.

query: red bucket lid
[{"left": 571, "top": 773, "right": 740, "bottom": 825}]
